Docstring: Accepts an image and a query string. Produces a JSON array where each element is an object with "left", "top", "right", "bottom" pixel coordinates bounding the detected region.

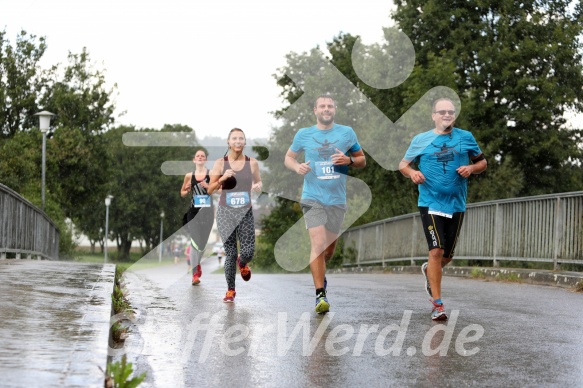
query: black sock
[{"left": 316, "top": 288, "right": 325, "bottom": 296}]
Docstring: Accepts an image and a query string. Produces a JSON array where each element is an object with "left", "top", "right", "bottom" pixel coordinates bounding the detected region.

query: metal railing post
[
  {"left": 553, "top": 197, "right": 563, "bottom": 271},
  {"left": 380, "top": 224, "right": 385, "bottom": 268},
  {"left": 357, "top": 228, "right": 363, "bottom": 267},
  {"left": 493, "top": 203, "right": 501, "bottom": 267}
]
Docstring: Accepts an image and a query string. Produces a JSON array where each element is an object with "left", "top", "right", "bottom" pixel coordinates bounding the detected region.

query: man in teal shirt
[
  {"left": 400, "top": 97, "right": 487, "bottom": 321},
  {"left": 285, "top": 94, "right": 366, "bottom": 314}
]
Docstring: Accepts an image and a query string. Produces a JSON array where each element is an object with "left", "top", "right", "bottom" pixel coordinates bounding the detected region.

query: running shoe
[
  {"left": 237, "top": 255, "right": 251, "bottom": 281},
  {"left": 223, "top": 289, "right": 236, "bottom": 303},
  {"left": 421, "top": 262, "right": 432, "bottom": 297},
  {"left": 196, "top": 264, "right": 202, "bottom": 278},
  {"left": 315, "top": 291, "right": 330, "bottom": 314},
  {"left": 431, "top": 300, "right": 447, "bottom": 321},
  {"left": 191, "top": 273, "right": 200, "bottom": 286}
]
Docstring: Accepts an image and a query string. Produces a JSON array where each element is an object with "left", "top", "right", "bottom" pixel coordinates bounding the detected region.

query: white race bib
[
  {"left": 226, "top": 192, "right": 250, "bottom": 208},
  {"left": 315, "top": 161, "right": 340, "bottom": 180},
  {"left": 428, "top": 209, "right": 453, "bottom": 219}
]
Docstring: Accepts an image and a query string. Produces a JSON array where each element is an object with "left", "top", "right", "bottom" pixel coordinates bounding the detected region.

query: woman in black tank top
[
  {"left": 207, "top": 128, "right": 263, "bottom": 303},
  {"left": 180, "top": 149, "right": 215, "bottom": 285}
]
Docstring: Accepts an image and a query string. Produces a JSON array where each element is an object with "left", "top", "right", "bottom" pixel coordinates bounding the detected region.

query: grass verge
[
  {"left": 105, "top": 263, "right": 146, "bottom": 387},
  {"left": 470, "top": 267, "right": 486, "bottom": 279},
  {"left": 469, "top": 268, "right": 523, "bottom": 283},
  {"left": 495, "top": 272, "right": 523, "bottom": 283},
  {"left": 110, "top": 264, "right": 132, "bottom": 348}
]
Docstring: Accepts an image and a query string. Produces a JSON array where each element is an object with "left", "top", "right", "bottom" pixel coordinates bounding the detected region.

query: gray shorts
[{"left": 301, "top": 200, "right": 346, "bottom": 235}]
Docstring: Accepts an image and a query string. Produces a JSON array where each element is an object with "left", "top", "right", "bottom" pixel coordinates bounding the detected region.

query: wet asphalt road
[
  {"left": 121, "top": 258, "right": 583, "bottom": 387},
  {"left": 0, "top": 260, "right": 115, "bottom": 387}
]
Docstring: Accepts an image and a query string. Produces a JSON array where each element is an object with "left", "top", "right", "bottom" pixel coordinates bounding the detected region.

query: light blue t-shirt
[
  {"left": 290, "top": 124, "right": 361, "bottom": 206},
  {"left": 403, "top": 127, "right": 482, "bottom": 214}
]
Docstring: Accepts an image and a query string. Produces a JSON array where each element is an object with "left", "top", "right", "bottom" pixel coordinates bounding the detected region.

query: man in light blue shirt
[
  {"left": 400, "top": 97, "right": 487, "bottom": 321},
  {"left": 285, "top": 94, "right": 366, "bottom": 314}
]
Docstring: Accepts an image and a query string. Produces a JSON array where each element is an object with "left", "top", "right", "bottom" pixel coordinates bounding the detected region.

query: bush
[
  {"left": 104, "top": 355, "right": 146, "bottom": 388},
  {"left": 249, "top": 238, "right": 278, "bottom": 270}
]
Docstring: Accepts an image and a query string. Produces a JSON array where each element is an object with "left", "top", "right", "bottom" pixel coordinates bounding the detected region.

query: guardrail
[
  {"left": 341, "top": 191, "right": 583, "bottom": 270},
  {"left": 0, "top": 183, "right": 60, "bottom": 260}
]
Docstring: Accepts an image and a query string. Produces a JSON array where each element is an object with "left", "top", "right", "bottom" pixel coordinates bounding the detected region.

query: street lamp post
[
  {"left": 34, "top": 111, "right": 55, "bottom": 211},
  {"left": 159, "top": 211, "right": 165, "bottom": 263},
  {"left": 104, "top": 195, "right": 114, "bottom": 263}
]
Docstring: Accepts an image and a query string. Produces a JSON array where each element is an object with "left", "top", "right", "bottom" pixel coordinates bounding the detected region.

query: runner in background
[{"left": 180, "top": 149, "right": 215, "bottom": 286}]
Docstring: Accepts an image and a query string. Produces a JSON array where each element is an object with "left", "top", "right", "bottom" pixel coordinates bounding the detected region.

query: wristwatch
[{"left": 349, "top": 156, "right": 354, "bottom": 166}]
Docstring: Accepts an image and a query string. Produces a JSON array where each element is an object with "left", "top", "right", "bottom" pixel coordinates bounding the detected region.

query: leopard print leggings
[{"left": 216, "top": 206, "right": 255, "bottom": 290}]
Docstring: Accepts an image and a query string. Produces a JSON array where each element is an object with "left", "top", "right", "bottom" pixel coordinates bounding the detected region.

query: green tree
[
  {"left": 0, "top": 29, "right": 48, "bottom": 137},
  {"left": 256, "top": 1, "right": 583, "bottom": 269},
  {"left": 46, "top": 125, "right": 112, "bottom": 254},
  {"left": 0, "top": 130, "right": 76, "bottom": 256},
  {"left": 0, "top": 30, "right": 119, "bottom": 256},
  {"left": 40, "top": 47, "right": 117, "bottom": 222},
  {"left": 392, "top": 0, "right": 583, "bottom": 195},
  {"left": 40, "top": 47, "right": 117, "bottom": 135},
  {"left": 0, "top": 130, "right": 40, "bottom": 192}
]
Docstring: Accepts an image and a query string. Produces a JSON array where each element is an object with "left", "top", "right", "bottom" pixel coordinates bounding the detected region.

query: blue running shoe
[
  {"left": 315, "top": 291, "right": 330, "bottom": 314},
  {"left": 431, "top": 300, "right": 447, "bottom": 321}
]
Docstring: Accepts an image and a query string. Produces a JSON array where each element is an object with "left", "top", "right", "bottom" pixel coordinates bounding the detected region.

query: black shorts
[{"left": 419, "top": 207, "right": 465, "bottom": 259}]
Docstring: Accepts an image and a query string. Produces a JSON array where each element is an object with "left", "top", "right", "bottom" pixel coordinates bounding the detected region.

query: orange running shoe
[
  {"left": 223, "top": 289, "right": 236, "bottom": 303},
  {"left": 237, "top": 255, "right": 251, "bottom": 281}
]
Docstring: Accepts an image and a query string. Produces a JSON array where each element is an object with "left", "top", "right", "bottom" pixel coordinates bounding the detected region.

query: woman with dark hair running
[
  {"left": 180, "top": 149, "right": 215, "bottom": 285},
  {"left": 207, "top": 128, "right": 262, "bottom": 302}
]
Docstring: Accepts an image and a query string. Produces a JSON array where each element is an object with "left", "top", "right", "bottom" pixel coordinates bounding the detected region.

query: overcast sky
[
  {"left": 5, "top": 0, "right": 582, "bottom": 141},
  {"left": 3, "top": 0, "right": 396, "bottom": 140}
]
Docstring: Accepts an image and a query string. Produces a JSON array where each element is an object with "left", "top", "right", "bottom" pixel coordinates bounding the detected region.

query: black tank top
[
  {"left": 190, "top": 170, "right": 213, "bottom": 210},
  {"left": 190, "top": 170, "right": 211, "bottom": 194},
  {"left": 219, "top": 155, "right": 253, "bottom": 207}
]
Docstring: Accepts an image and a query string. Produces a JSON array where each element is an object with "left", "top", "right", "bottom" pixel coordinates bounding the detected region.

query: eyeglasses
[{"left": 434, "top": 110, "right": 456, "bottom": 115}]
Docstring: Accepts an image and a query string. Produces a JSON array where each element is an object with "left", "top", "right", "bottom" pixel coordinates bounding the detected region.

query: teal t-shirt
[
  {"left": 290, "top": 124, "right": 361, "bottom": 206},
  {"left": 403, "top": 127, "right": 482, "bottom": 214}
]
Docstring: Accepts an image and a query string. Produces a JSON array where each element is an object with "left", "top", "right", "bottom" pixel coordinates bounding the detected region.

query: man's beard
[{"left": 318, "top": 114, "right": 334, "bottom": 126}]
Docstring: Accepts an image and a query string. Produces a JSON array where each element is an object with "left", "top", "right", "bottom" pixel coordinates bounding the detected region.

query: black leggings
[
  {"left": 185, "top": 206, "right": 214, "bottom": 268},
  {"left": 216, "top": 206, "right": 255, "bottom": 289}
]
